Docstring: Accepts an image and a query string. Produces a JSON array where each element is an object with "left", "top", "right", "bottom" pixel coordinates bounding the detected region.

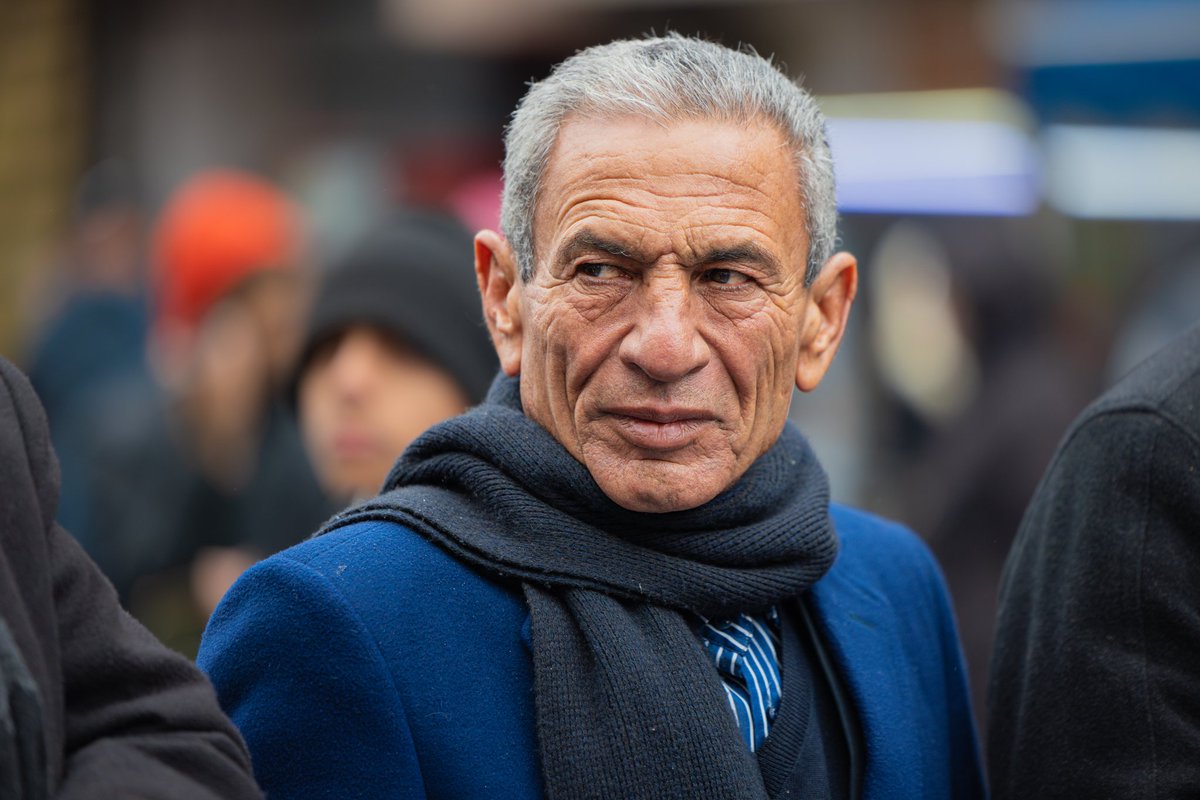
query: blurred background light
[
  {"left": 1044, "top": 124, "right": 1200, "bottom": 219},
  {"left": 828, "top": 118, "right": 1039, "bottom": 216},
  {"left": 822, "top": 89, "right": 1039, "bottom": 216},
  {"left": 868, "top": 222, "right": 980, "bottom": 422},
  {"left": 988, "top": 0, "right": 1200, "bottom": 128},
  {"left": 989, "top": 0, "right": 1200, "bottom": 66}
]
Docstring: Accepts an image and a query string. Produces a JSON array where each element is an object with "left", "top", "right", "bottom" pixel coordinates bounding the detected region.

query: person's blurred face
[
  {"left": 186, "top": 296, "right": 268, "bottom": 453},
  {"left": 299, "top": 326, "right": 469, "bottom": 500},
  {"left": 240, "top": 271, "right": 307, "bottom": 389},
  {"left": 476, "top": 115, "right": 856, "bottom": 513}
]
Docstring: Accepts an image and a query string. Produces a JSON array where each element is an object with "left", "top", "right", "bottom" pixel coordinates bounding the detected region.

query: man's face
[
  {"left": 478, "top": 115, "right": 855, "bottom": 513},
  {"left": 299, "top": 326, "right": 469, "bottom": 500}
]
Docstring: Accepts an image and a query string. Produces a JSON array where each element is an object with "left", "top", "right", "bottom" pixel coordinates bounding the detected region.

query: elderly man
[{"left": 199, "top": 36, "right": 983, "bottom": 800}]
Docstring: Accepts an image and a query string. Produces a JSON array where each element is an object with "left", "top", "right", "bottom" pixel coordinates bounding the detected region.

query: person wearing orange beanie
[{"left": 79, "top": 170, "right": 333, "bottom": 652}]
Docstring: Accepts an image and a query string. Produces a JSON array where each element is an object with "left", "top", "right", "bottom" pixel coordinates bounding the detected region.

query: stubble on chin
[{"left": 577, "top": 428, "right": 741, "bottom": 513}]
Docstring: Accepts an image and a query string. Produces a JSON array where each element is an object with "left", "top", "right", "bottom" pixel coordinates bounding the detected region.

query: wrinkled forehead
[
  {"left": 531, "top": 113, "right": 808, "bottom": 265},
  {"left": 546, "top": 108, "right": 801, "bottom": 178}
]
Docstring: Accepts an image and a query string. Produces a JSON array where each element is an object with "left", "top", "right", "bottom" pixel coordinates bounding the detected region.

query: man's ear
[
  {"left": 475, "top": 229, "right": 523, "bottom": 377},
  {"left": 795, "top": 251, "right": 857, "bottom": 392}
]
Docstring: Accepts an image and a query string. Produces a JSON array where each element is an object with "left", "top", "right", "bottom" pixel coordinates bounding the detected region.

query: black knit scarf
[{"left": 320, "top": 375, "right": 838, "bottom": 799}]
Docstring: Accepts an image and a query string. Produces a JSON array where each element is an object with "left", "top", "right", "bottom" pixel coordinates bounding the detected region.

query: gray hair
[{"left": 500, "top": 34, "right": 837, "bottom": 285}]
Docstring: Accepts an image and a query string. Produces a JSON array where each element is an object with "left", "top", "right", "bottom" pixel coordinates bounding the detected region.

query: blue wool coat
[{"left": 198, "top": 504, "right": 984, "bottom": 799}]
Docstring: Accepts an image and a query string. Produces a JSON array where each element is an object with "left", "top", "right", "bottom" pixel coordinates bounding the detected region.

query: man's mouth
[{"left": 603, "top": 405, "right": 715, "bottom": 451}]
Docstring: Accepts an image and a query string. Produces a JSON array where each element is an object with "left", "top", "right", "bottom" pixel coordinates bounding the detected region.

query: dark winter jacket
[
  {"left": 989, "top": 322, "right": 1200, "bottom": 798},
  {"left": 0, "top": 356, "right": 263, "bottom": 799}
]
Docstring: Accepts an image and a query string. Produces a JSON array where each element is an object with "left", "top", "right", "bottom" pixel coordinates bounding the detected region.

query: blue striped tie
[{"left": 697, "top": 608, "right": 782, "bottom": 752}]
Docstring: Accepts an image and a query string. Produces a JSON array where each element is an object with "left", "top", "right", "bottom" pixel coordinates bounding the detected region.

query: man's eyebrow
[
  {"left": 558, "top": 231, "right": 643, "bottom": 262},
  {"left": 695, "top": 243, "right": 780, "bottom": 274},
  {"left": 557, "top": 231, "right": 783, "bottom": 274}
]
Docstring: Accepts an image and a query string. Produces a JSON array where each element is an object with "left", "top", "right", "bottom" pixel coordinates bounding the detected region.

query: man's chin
[{"left": 589, "top": 461, "right": 729, "bottom": 514}]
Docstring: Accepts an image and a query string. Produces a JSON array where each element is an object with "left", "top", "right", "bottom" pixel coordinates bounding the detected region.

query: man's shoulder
[
  {"left": 276, "top": 515, "right": 440, "bottom": 562},
  {"left": 0, "top": 357, "right": 55, "bottom": 511},
  {"left": 1087, "top": 322, "right": 1200, "bottom": 435},
  {"left": 255, "top": 517, "right": 521, "bottom": 616},
  {"left": 253, "top": 506, "right": 943, "bottom": 620},
  {"left": 823, "top": 503, "right": 949, "bottom": 609},
  {"left": 829, "top": 503, "right": 932, "bottom": 568},
  {"left": 276, "top": 507, "right": 937, "bottom": 589},
  {"left": 1029, "top": 324, "right": 1200, "bottom": 496}
]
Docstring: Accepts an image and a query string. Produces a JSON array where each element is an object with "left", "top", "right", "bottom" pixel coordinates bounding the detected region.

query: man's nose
[{"left": 618, "top": 277, "right": 711, "bottom": 383}]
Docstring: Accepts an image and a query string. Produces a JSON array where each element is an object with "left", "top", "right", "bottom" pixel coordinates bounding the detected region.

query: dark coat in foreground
[
  {"left": 0, "top": 357, "right": 263, "bottom": 799},
  {"left": 989, "top": 322, "right": 1200, "bottom": 798}
]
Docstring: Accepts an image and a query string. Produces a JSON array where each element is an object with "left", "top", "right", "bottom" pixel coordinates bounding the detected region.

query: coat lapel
[{"left": 808, "top": 560, "right": 926, "bottom": 800}]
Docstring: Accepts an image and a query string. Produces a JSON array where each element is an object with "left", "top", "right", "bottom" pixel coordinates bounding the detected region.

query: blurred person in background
[
  {"left": 883, "top": 219, "right": 1107, "bottom": 728},
  {"left": 82, "top": 169, "right": 334, "bottom": 653},
  {"left": 24, "top": 161, "right": 150, "bottom": 559},
  {"left": 294, "top": 209, "right": 497, "bottom": 503},
  {"left": 988, "top": 321, "right": 1200, "bottom": 799},
  {"left": 0, "top": 355, "right": 262, "bottom": 800}
]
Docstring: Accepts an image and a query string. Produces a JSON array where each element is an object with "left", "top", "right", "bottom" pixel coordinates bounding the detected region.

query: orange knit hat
[{"left": 153, "top": 169, "right": 301, "bottom": 333}]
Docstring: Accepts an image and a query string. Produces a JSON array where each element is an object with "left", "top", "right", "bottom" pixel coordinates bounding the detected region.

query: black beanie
[{"left": 295, "top": 209, "right": 498, "bottom": 404}]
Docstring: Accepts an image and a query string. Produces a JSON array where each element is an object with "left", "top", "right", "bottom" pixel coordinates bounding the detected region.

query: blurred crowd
[{"left": 19, "top": 164, "right": 496, "bottom": 655}]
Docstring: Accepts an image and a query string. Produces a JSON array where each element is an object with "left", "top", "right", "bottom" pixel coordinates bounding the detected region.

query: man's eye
[
  {"left": 577, "top": 263, "right": 622, "bottom": 279},
  {"left": 703, "top": 268, "right": 752, "bottom": 286}
]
